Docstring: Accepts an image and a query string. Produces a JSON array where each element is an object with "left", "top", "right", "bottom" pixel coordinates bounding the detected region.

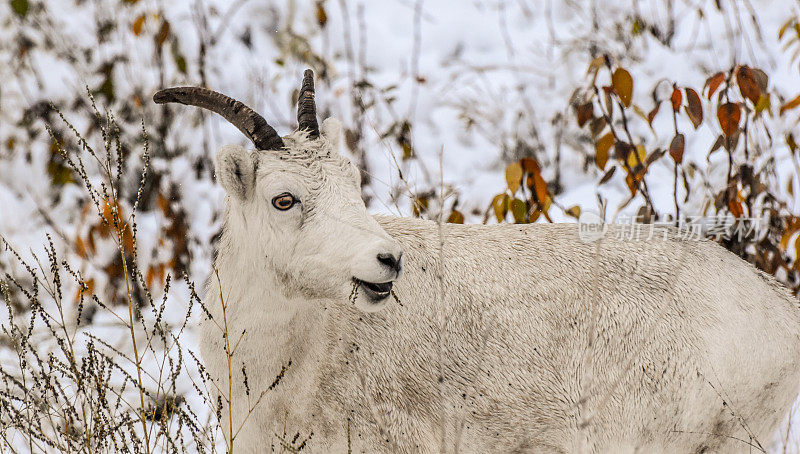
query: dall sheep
[{"left": 154, "top": 70, "right": 800, "bottom": 453}]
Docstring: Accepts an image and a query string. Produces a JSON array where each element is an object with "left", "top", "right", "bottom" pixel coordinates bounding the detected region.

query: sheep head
[{"left": 154, "top": 70, "right": 402, "bottom": 312}]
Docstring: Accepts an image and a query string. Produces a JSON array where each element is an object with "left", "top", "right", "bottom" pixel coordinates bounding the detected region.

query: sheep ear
[
  {"left": 321, "top": 117, "right": 342, "bottom": 153},
  {"left": 215, "top": 145, "right": 256, "bottom": 200}
]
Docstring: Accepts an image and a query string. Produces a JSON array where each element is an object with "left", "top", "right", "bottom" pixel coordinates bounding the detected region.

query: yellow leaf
[
  {"left": 316, "top": 2, "right": 328, "bottom": 27},
  {"left": 565, "top": 205, "right": 581, "bottom": 218},
  {"left": 505, "top": 162, "right": 523, "bottom": 193},
  {"left": 412, "top": 196, "right": 428, "bottom": 217},
  {"left": 632, "top": 104, "right": 648, "bottom": 122},
  {"left": 781, "top": 230, "right": 793, "bottom": 251},
  {"left": 754, "top": 94, "right": 770, "bottom": 118},
  {"left": 595, "top": 132, "right": 614, "bottom": 170},
  {"left": 627, "top": 144, "right": 647, "bottom": 169},
  {"left": 586, "top": 56, "right": 606, "bottom": 75},
  {"left": 779, "top": 18, "right": 795, "bottom": 40},
  {"left": 492, "top": 194, "right": 509, "bottom": 223},
  {"left": 612, "top": 67, "right": 633, "bottom": 107},
  {"left": 542, "top": 195, "right": 552, "bottom": 214}
]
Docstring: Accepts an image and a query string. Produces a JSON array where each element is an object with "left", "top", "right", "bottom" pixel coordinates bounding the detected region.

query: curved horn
[
  {"left": 153, "top": 87, "right": 285, "bottom": 151},
  {"left": 297, "top": 69, "right": 320, "bottom": 139}
]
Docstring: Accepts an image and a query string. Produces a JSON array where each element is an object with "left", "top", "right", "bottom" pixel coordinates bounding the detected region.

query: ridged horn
[
  {"left": 153, "top": 87, "right": 285, "bottom": 151},
  {"left": 297, "top": 69, "right": 320, "bottom": 139}
]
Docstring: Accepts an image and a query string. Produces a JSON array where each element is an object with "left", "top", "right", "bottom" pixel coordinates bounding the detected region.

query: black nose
[{"left": 377, "top": 252, "right": 402, "bottom": 273}]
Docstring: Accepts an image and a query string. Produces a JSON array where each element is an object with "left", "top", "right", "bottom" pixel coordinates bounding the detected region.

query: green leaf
[
  {"left": 511, "top": 198, "right": 527, "bottom": 223},
  {"left": 47, "top": 160, "right": 75, "bottom": 186},
  {"left": 171, "top": 40, "right": 187, "bottom": 74},
  {"left": 631, "top": 18, "right": 641, "bottom": 35},
  {"left": 10, "top": 0, "right": 28, "bottom": 18}
]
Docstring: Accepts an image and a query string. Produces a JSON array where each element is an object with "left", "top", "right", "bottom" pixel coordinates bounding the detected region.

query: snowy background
[{"left": 1, "top": 0, "right": 800, "bottom": 451}]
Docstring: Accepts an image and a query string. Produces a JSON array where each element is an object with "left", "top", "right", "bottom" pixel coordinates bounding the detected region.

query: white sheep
[{"left": 154, "top": 70, "right": 800, "bottom": 453}]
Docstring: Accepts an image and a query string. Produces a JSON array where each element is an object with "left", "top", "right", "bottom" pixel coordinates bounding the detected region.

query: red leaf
[
  {"left": 669, "top": 133, "right": 685, "bottom": 163},
  {"left": 736, "top": 65, "right": 761, "bottom": 105},
  {"left": 705, "top": 72, "right": 725, "bottom": 100},
  {"left": 599, "top": 166, "right": 616, "bottom": 184},
  {"left": 576, "top": 102, "right": 593, "bottom": 127},
  {"left": 156, "top": 20, "right": 170, "bottom": 47},
  {"left": 684, "top": 88, "right": 703, "bottom": 129},
  {"left": 670, "top": 85, "right": 682, "bottom": 112},
  {"left": 520, "top": 157, "right": 541, "bottom": 174},
  {"left": 728, "top": 199, "right": 743, "bottom": 218},
  {"left": 717, "top": 103, "right": 742, "bottom": 137},
  {"left": 647, "top": 101, "right": 661, "bottom": 125}
]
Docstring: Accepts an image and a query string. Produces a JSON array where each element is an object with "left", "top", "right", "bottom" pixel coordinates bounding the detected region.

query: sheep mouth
[{"left": 354, "top": 279, "right": 393, "bottom": 301}]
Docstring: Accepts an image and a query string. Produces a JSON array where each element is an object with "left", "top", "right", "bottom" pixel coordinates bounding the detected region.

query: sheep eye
[{"left": 271, "top": 193, "right": 297, "bottom": 211}]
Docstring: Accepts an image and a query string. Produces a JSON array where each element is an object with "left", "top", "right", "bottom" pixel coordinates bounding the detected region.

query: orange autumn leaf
[
  {"left": 705, "top": 72, "right": 725, "bottom": 100},
  {"left": 736, "top": 65, "right": 761, "bottom": 105},
  {"left": 717, "top": 103, "right": 741, "bottom": 137},
  {"left": 446, "top": 210, "right": 464, "bottom": 224},
  {"left": 780, "top": 93, "right": 800, "bottom": 115},
  {"left": 670, "top": 86, "right": 682, "bottom": 112},
  {"left": 132, "top": 14, "right": 146, "bottom": 36}
]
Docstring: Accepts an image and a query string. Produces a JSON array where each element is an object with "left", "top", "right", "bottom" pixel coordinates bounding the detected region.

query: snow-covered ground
[{"left": 1, "top": 0, "right": 800, "bottom": 451}]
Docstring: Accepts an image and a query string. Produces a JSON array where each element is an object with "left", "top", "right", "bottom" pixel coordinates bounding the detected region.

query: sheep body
[
  {"left": 154, "top": 73, "right": 800, "bottom": 453},
  {"left": 203, "top": 213, "right": 800, "bottom": 453}
]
